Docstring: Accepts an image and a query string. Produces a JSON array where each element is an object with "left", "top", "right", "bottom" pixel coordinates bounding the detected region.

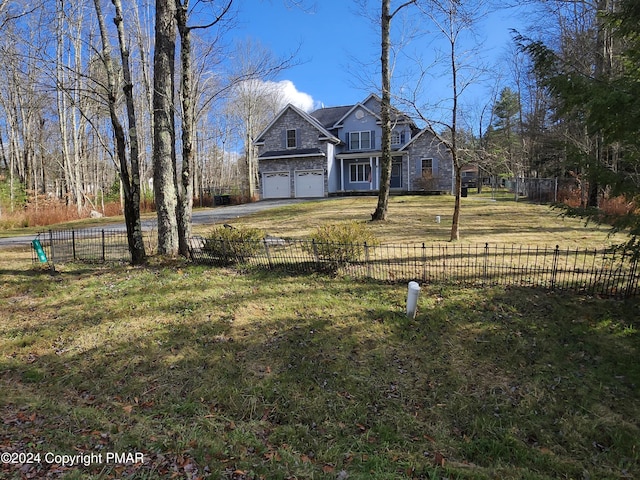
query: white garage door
[
  {"left": 262, "top": 172, "right": 291, "bottom": 199},
  {"left": 295, "top": 170, "right": 324, "bottom": 198}
]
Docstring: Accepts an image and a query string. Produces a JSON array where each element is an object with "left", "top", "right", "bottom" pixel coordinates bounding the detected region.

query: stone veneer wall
[
  {"left": 261, "top": 109, "right": 328, "bottom": 152},
  {"left": 406, "top": 132, "right": 453, "bottom": 193},
  {"left": 258, "top": 108, "right": 330, "bottom": 197}
]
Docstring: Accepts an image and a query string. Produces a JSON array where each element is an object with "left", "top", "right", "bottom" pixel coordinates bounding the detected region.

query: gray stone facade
[
  {"left": 405, "top": 130, "right": 453, "bottom": 193},
  {"left": 261, "top": 110, "right": 329, "bottom": 153}
]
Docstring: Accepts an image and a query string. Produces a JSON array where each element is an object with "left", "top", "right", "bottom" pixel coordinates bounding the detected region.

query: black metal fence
[
  {"left": 189, "top": 236, "right": 640, "bottom": 298},
  {"left": 30, "top": 229, "right": 640, "bottom": 298},
  {"left": 32, "top": 229, "right": 137, "bottom": 264}
]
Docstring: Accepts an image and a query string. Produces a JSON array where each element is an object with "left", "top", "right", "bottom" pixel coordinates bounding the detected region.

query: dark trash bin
[
  {"left": 214, "top": 194, "right": 231, "bottom": 206},
  {"left": 461, "top": 186, "right": 468, "bottom": 197}
]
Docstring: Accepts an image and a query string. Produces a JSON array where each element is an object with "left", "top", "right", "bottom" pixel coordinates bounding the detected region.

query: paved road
[{"left": 0, "top": 198, "right": 321, "bottom": 250}]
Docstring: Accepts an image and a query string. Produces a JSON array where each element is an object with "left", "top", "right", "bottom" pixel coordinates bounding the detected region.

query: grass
[
  {"left": 0, "top": 197, "right": 638, "bottom": 479},
  {"left": 2, "top": 193, "right": 624, "bottom": 248},
  {"left": 195, "top": 194, "right": 625, "bottom": 248},
  {"left": 1, "top": 242, "right": 638, "bottom": 479}
]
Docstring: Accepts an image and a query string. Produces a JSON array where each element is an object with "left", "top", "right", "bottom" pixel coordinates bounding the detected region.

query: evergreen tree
[{"left": 520, "top": 0, "right": 640, "bottom": 255}]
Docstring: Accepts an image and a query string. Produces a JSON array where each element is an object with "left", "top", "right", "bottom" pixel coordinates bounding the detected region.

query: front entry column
[{"left": 369, "top": 157, "right": 374, "bottom": 190}]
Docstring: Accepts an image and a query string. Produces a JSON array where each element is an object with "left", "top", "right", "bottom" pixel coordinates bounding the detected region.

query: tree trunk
[
  {"left": 372, "top": 0, "right": 415, "bottom": 221},
  {"left": 372, "top": 0, "right": 393, "bottom": 221},
  {"left": 93, "top": 0, "right": 146, "bottom": 264},
  {"left": 113, "top": 0, "right": 146, "bottom": 264},
  {"left": 449, "top": 5, "right": 460, "bottom": 242},
  {"left": 153, "top": 0, "right": 179, "bottom": 255},
  {"left": 451, "top": 162, "right": 461, "bottom": 241},
  {"left": 176, "top": 1, "right": 194, "bottom": 257}
]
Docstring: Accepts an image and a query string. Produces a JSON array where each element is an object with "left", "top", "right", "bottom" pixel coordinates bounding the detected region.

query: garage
[
  {"left": 295, "top": 170, "right": 324, "bottom": 198},
  {"left": 262, "top": 172, "right": 291, "bottom": 199}
]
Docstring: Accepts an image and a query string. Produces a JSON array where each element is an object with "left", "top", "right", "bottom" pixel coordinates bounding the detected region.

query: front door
[{"left": 390, "top": 162, "right": 402, "bottom": 188}]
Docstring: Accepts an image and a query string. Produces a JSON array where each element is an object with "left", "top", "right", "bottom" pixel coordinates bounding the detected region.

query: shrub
[
  {"left": 0, "top": 176, "right": 27, "bottom": 215},
  {"left": 203, "top": 225, "right": 265, "bottom": 262},
  {"left": 305, "top": 221, "right": 379, "bottom": 263}
]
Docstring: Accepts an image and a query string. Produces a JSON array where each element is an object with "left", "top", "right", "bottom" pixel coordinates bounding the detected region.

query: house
[{"left": 254, "top": 94, "right": 453, "bottom": 199}]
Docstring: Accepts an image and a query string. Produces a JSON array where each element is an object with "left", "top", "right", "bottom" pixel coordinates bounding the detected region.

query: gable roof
[
  {"left": 330, "top": 99, "right": 381, "bottom": 128},
  {"left": 309, "top": 105, "right": 352, "bottom": 129},
  {"left": 254, "top": 103, "right": 340, "bottom": 145},
  {"left": 328, "top": 93, "right": 418, "bottom": 130}
]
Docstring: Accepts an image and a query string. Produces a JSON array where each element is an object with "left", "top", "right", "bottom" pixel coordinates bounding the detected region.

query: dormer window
[
  {"left": 286, "top": 129, "right": 297, "bottom": 148},
  {"left": 391, "top": 130, "right": 407, "bottom": 145},
  {"left": 350, "top": 131, "right": 371, "bottom": 150}
]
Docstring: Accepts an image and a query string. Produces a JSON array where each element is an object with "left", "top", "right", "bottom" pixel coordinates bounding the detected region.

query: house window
[
  {"left": 349, "top": 131, "right": 371, "bottom": 150},
  {"left": 350, "top": 163, "right": 372, "bottom": 183},
  {"left": 286, "top": 129, "right": 297, "bottom": 148},
  {"left": 391, "top": 131, "right": 401, "bottom": 145},
  {"left": 421, "top": 158, "right": 433, "bottom": 176}
]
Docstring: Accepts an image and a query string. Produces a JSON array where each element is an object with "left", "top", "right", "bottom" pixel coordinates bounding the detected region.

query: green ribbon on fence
[{"left": 32, "top": 239, "right": 48, "bottom": 263}]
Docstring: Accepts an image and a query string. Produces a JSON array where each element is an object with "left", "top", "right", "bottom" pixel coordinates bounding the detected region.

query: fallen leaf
[
  {"left": 433, "top": 451, "right": 445, "bottom": 467},
  {"left": 322, "top": 464, "right": 335, "bottom": 473}
]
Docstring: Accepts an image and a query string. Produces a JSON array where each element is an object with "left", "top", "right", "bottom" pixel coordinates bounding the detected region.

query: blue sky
[{"left": 230, "top": 0, "right": 530, "bottom": 112}]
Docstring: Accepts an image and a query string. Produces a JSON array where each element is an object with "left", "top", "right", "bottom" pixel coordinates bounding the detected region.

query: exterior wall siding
[
  {"left": 406, "top": 132, "right": 453, "bottom": 193},
  {"left": 339, "top": 110, "right": 378, "bottom": 152}
]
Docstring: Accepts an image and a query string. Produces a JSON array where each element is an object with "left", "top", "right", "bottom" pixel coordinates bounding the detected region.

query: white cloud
[
  {"left": 232, "top": 79, "right": 320, "bottom": 115},
  {"left": 238, "top": 79, "right": 317, "bottom": 112},
  {"left": 266, "top": 80, "right": 317, "bottom": 112}
]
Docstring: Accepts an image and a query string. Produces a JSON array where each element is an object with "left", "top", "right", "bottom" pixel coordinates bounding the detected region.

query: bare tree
[
  {"left": 55, "top": 0, "right": 87, "bottom": 215},
  {"left": 371, "top": 0, "right": 417, "bottom": 221},
  {"left": 153, "top": 0, "right": 179, "bottom": 255},
  {"left": 404, "top": 0, "right": 488, "bottom": 240},
  {"left": 175, "top": 0, "right": 234, "bottom": 256},
  {"left": 225, "top": 39, "right": 299, "bottom": 200},
  {"left": 92, "top": 0, "right": 146, "bottom": 264}
]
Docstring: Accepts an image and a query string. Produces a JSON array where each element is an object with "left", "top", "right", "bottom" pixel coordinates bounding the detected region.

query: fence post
[
  {"left": 364, "top": 242, "right": 372, "bottom": 278},
  {"left": 102, "top": 230, "right": 106, "bottom": 262},
  {"left": 550, "top": 245, "right": 560, "bottom": 291},
  {"left": 627, "top": 257, "right": 640, "bottom": 298},
  {"left": 263, "top": 238, "right": 273, "bottom": 269},
  {"left": 72, "top": 230, "right": 77, "bottom": 260},
  {"left": 48, "top": 230, "right": 56, "bottom": 273},
  {"left": 483, "top": 243, "right": 489, "bottom": 284},
  {"left": 422, "top": 243, "right": 427, "bottom": 283},
  {"left": 312, "top": 239, "right": 320, "bottom": 266}
]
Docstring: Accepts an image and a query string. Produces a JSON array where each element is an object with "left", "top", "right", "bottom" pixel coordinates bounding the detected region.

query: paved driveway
[{"left": 0, "top": 198, "right": 324, "bottom": 250}]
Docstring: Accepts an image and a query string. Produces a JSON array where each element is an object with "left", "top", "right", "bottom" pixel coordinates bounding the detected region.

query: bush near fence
[{"left": 189, "top": 236, "right": 640, "bottom": 298}]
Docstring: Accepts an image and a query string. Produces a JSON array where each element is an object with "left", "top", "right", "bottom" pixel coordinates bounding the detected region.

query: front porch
[{"left": 331, "top": 154, "right": 405, "bottom": 194}]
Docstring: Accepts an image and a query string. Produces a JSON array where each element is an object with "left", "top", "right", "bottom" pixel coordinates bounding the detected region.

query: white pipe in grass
[{"left": 406, "top": 281, "right": 420, "bottom": 318}]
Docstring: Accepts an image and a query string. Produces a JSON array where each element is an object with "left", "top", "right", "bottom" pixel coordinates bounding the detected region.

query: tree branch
[
  {"left": 390, "top": 0, "right": 417, "bottom": 19},
  {"left": 187, "top": 0, "right": 233, "bottom": 31}
]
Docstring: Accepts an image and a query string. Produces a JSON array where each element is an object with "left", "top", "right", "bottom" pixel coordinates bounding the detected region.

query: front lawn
[
  {"left": 1, "top": 247, "right": 638, "bottom": 479},
  {"left": 200, "top": 195, "right": 624, "bottom": 248}
]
